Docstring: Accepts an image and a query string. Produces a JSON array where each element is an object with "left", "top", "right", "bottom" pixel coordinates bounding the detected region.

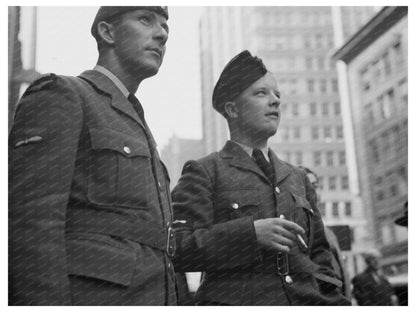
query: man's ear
[
  {"left": 224, "top": 101, "right": 239, "bottom": 119},
  {"left": 97, "top": 21, "right": 116, "bottom": 45}
]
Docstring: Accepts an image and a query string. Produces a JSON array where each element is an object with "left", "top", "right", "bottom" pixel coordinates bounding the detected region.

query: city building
[
  {"left": 333, "top": 6, "right": 408, "bottom": 286},
  {"left": 199, "top": 6, "right": 379, "bottom": 277},
  {"left": 160, "top": 135, "right": 205, "bottom": 187},
  {"left": 8, "top": 6, "right": 40, "bottom": 131}
]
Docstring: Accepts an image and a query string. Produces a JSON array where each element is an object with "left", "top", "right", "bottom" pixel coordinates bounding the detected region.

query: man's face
[
  {"left": 112, "top": 9, "right": 169, "bottom": 78},
  {"left": 233, "top": 72, "right": 281, "bottom": 139}
]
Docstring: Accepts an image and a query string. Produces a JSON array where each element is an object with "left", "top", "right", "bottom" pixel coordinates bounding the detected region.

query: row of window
[
  {"left": 319, "top": 201, "right": 352, "bottom": 218},
  {"left": 260, "top": 9, "right": 333, "bottom": 28},
  {"left": 274, "top": 78, "right": 338, "bottom": 95},
  {"left": 368, "top": 120, "right": 407, "bottom": 164},
  {"left": 267, "top": 56, "right": 336, "bottom": 72},
  {"left": 260, "top": 32, "right": 335, "bottom": 51},
  {"left": 280, "top": 101, "right": 341, "bottom": 117},
  {"left": 364, "top": 80, "right": 408, "bottom": 127},
  {"left": 360, "top": 39, "right": 406, "bottom": 93},
  {"left": 374, "top": 165, "right": 407, "bottom": 202},
  {"left": 278, "top": 125, "right": 344, "bottom": 141},
  {"left": 313, "top": 150, "right": 346, "bottom": 167}
]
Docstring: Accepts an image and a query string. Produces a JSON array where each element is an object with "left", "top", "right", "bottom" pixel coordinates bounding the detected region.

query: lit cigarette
[{"left": 297, "top": 234, "right": 308, "bottom": 249}]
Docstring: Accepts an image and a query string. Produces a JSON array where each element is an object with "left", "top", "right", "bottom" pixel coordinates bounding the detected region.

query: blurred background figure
[
  {"left": 299, "top": 166, "right": 351, "bottom": 300},
  {"left": 351, "top": 251, "right": 398, "bottom": 305}
]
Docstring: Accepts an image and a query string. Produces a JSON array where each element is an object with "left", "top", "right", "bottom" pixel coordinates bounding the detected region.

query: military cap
[
  {"left": 212, "top": 50, "right": 268, "bottom": 116},
  {"left": 91, "top": 6, "right": 169, "bottom": 39}
]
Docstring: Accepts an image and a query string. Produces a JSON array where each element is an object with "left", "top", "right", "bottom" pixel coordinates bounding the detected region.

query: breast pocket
[
  {"left": 215, "top": 189, "right": 261, "bottom": 222},
  {"left": 291, "top": 192, "right": 314, "bottom": 252},
  {"left": 87, "top": 128, "right": 153, "bottom": 208}
]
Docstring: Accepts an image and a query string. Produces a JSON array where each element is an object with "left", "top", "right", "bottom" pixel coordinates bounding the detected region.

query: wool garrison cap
[
  {"left": 91, "top": 6, "right": 169, "bottom": 39},
  {"left": 212, "top": 50, "right": 267, "bottom": 115}
]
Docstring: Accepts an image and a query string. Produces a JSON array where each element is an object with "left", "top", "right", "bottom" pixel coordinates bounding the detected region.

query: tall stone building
[
  {"left": 333, "top": 6, "right": 408, "bottom": 289},
  {"left": 199, "top": 6, "right": 379, "bottom": 276}
]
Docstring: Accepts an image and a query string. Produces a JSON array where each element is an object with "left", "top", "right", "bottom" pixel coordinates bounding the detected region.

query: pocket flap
[
  {"left": 291, "top": 193, "right": 314, "bottom": 214},
  {"left": 89, "top": 127, "right": 150, "bottom": 157},
  {"left": 217, "top": 189, "right": 260, "bottom": 210},
  {"left": 67, "top": 239, "right": 136, "bottom": 286}
]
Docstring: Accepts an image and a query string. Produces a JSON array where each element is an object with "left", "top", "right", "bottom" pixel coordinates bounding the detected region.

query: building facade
[
  {"left": 333, "top": 6, "right": 408, "bottom": 283},
  {"left": 199, "top": 6, "right": 379, "bottom": 277}
]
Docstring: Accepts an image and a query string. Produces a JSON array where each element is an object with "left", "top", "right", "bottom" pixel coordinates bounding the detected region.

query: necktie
[
  {"left": 252, "top": 149, "right": 275, "bottom": 184},
  {"left": 127, "top": 93, "right": 156, "bottom": 150},
  {"left": 128, "top": 93, "right": 145, "bottom": 121}
]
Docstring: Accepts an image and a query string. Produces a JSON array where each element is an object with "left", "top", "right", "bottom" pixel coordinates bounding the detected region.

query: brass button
[
  {"left": 123, "top": 146, "right": 131, "bottom": 154},
  {"left": 285, "top": 275, "right": 293, "bottom": 284},
  {"left": 275, "top": 186, "right": 280, "bottom": 194},
  {"left": 232, "top": 203, "right": 239, "bottom": 209}
]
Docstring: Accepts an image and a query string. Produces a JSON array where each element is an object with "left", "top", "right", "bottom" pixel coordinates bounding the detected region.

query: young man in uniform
[
  {"left": 9, "top": 6, "right": 176, "bottom": 305},
  {"left": 172, "top": 50, "right": 350, "bottom": 305}
]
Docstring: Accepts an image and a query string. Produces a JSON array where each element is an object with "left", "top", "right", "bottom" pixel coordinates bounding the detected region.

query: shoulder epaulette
[{"left": 24, "top": 73, "right": 57, "bottom": 95}]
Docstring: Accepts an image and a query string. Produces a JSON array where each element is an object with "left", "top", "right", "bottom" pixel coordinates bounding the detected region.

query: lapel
[
  {"left": 78, "top": 70, "right": 146, "bottom": 129},
  {"left": 269, "top": 149, "right": 293, "bottom": 185},
  {"left": 219, "top": 141, "right": 293, "bottom": 186}
]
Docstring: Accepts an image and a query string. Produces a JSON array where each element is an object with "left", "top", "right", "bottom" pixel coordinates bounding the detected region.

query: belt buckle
[
  {"left": 166, "top": 225, "right": 175, "bottom": 257},
  {"left": 276, "top": 252, "right": 289, "bottom": 276}
]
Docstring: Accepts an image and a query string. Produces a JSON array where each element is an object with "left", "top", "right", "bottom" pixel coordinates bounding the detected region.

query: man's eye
[
  {"left": 139, "top": 16, "right": 151, "bottom": 25},
  {"left": 256, "top": 90, "right": 266, "bottom": 95}
]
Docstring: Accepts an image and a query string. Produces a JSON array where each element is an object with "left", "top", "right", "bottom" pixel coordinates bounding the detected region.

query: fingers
[{"left": 275, "top": 218, "right": 305, "bottom": 235}]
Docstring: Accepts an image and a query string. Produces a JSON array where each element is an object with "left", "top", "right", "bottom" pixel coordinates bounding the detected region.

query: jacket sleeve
[
  {"left": 303, "top": 172, "right": 341, "bottom": 280},
  {"left": 9, "top": 75, "right": 83, "bottom": 305},
  {"left": 172, "top": 160, "right": 262, "bottom": 272}
]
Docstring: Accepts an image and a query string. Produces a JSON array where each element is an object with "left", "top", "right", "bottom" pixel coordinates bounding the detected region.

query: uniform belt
[{"left": 66, "top": 206, "right": 175, "bottom": 257}]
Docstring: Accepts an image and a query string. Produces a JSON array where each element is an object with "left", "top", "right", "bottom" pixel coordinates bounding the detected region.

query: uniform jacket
[
  {"left": 172, "top": 141, "right": 350, "bottom": 305},
  {"left": 9, "top": 70, "right": 176, "bottom": 305},
  {"left": 352, "top": 268, "right": 395, "bottom": 306}
]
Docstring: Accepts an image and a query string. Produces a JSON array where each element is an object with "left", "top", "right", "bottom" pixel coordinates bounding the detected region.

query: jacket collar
[
  {"left": 220, "top": 140, "right": 292, "bottom": 185},
  {"left": 78, "top": 69, "right": 145, "bottom": 129}
]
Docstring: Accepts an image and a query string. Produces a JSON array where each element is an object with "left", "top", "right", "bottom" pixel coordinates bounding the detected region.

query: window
[
  {"left": 376, "top": 191, "right": 384, "bottom": 201},
  {"left": 295, "top": 151, "right": 303, "bottom": 165},
  {"left": 332, "top": 202, "right": 339, "bottom": 217},
  {"left": 292, "top": 102, "right": 299, "bottom": 116},
  {"left": 369, "top": 139, "right": 380, "bottom": 163},
  {"left": 334, "top": 101, "right": 341, "bottom": 115},
  {"left": 386, "top": 89, "right": 395, "bottom": 115},
  {"left": 310, "top": 102, "right": 317, "bottom": 115},
  {"left": 314, "top": 151, "right": 321, "bottom": 166},
  {"left": 341, "top": 176, "right": 349, "bottom": 190},
  {"left": 336, "top": 126, "right": 343, "bottom": 139},
  {"left": 332, "top": 79, "right": 338, "bottom": 93},
  {"left": 304, "top": 36, "right": 311, "bottom": 48},
  {"left": 293, "top": 126, "right": 301, "bottom": 139},
  {"left": 381, "top": 131, "right": 390, "bottom": 154},
  {"left": 360, "top": 67, "right": 371, "bottom": 92},
  {"left": 316, "top": 34, "right": 323, "bottom": 48},
  {"left": 339, "top": 151, "right": 346, "bottom": 165},
  {"left": 282, "top": 127, "right": 289, "bottom": 140},
  {"left": 365, "top": 103, "right": 374, "bottom": 125},
  {"left": 320, "top": 79, "right": 327, "bottom": 93},
  {"left": 306, "top": 57, "right": 313, "bottom": 70},
  {"left": 317, "top": 57, "right": 325, "bottom": 70},
  {"left": 324, "top": 126, "right": 331, "bottom": 140},
  {"left": 329, "top": 176, "right": 336, "bottom": 190},
  {"left": 390, "top": 184, "right": 398, "bottom": 197},
  {"left": 312, "top": 127, "right": 319, "bottom": 140},
  {"left": 326, "top": 151, "right": 334, "bottom": 167},
  {"left": 393, "top": 40, "right": 404, "bottom": 67},
  {"left": 307, "top": 79, "right": 315, "bottom": 93},
  {"left": 345, "top": 202, "right": 352, "bottom": 216},
  {"left": 382, "top": 52, "right": 392, "bottom": 76},
  {"left": 322, "top": 102, "right": 329, "bottom": 116},
  {"left": 372, "top": 59, "right": 382, "bottom": 83}
]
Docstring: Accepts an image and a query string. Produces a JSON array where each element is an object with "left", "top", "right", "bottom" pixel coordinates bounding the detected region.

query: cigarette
[{"left": 297, "top": 234, "right": 308, "bottom": 249}]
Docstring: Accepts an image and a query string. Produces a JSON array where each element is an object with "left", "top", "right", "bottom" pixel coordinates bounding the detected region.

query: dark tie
[
  {"left": 127, "top": 93, "right": 156, "bottom": 150},
  {"left": 128, "top": 93, "right": 145, "bottom": 121},
  {"left": 252, "top": 149, "right": 275, "bottom": 184}
]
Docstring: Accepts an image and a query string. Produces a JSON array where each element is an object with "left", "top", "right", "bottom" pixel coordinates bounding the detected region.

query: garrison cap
[
  {"left": 212, "top": 50, "right": 268, "bottom": 116},
  {"left": 91, "top": 6, "right": 169, "bottom": 39}
]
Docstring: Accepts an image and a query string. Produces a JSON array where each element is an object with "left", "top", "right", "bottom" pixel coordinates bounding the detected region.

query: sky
[{"left": 34, "top": 6, "right": 203, "bottom": 149}]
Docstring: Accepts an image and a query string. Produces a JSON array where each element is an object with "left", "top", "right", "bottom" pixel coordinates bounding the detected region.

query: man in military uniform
[
  {"left": 9, "top": 6, "right": 176, "bottom": 305},
  {"left": 172, "top": 50, "right": 350, "bottom": 305}
]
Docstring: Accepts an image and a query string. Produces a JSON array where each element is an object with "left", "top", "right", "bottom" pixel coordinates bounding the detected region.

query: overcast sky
[{"left": 35, "top": 6, "right": 203, "bottom": 149}]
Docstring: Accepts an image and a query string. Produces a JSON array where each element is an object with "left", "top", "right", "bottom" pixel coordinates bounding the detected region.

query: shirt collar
[
  {"left": 93, "top": 65, "right": 130, "bottom": 98},
  {"left": 231, "top": 140, "right": 270, "bottom": 162}
]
